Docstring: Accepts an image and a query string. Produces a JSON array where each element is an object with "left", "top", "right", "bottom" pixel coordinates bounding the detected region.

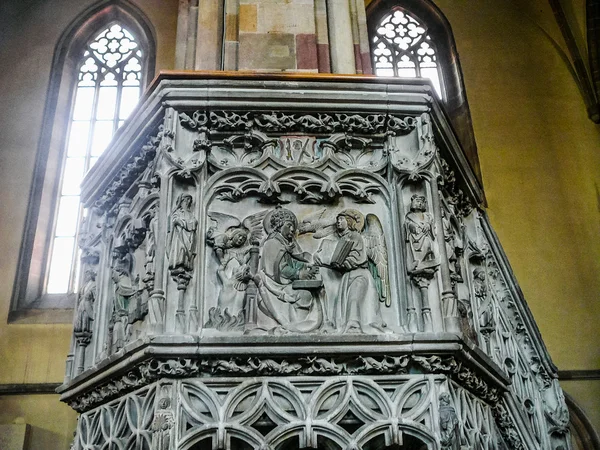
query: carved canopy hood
[{"left": 59, "top": 73, "right": 571, "bottom": 450}]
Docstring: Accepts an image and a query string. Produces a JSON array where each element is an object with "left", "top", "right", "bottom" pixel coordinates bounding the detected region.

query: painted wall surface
[
  {"left": 0, "top": 0, "right": 598, "bottom": 447},
  {"left": 437, "top": 0, "right": 600, "bottom": 367},
  {"left": 562, "top": 380, "right": 600, "bottom": 438},
  {"left": 434, "top": 0, "right": 600, "bottom": 432},
  {"left": 0, "top": 395, "right": 77, "bottom": 450}
]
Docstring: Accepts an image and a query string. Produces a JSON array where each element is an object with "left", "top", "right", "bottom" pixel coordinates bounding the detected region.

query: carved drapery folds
[{"left": 62, "top": 78, "right": 571, "bottom": 450}]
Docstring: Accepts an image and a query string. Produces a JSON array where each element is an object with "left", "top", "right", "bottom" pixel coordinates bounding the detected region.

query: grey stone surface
[
  {"left": 63, "top": 74, "right": 571, "bottom": 450},
  {"left": 239, "top": 33, "right": 297, "bottom": 70}
]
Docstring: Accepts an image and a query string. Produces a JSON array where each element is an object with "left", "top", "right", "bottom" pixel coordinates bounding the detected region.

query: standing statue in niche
[
  {"left": 254, "top": 207, "right": 325, "bottom": 333},
  {"left": 151, "top": 397, "right": 174, "bottom": 450},
  {"left": 439, "top": 392, "right": 460, "bottom": 450},
  {"left": 167, "top": 194, "right": 198, "bottom": 288},
  {"left": 442, "top": 209, "right": 463, "bottom": 283},
  {"left": 74, "top": 268, "right": 97, "bottom": 375},
  {"left": 405, "top": 194, "right": 439, "bottom": 332},
  {"left": 473, "top": 267, "right": 496, "bottom": 354},
  {"left": 143, "top": 204, "right": 159, "bottom": 290},
  {"left": 313, "top": 209, "right": 389, "bottom": 334},
  {"left": 206, "top": 211, "right": 267, "bottom": 324},
  {"left": 74, "top": 269, "right": 97, "bottom": 334},
  {"left": 111, "top": 244, "right": 135, "bottom": 350},
  {"left": 405, "top": 195, "right": 439, "bottom": 273}
]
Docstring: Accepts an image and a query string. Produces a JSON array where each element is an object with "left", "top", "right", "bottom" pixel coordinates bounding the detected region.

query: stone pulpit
[{"left": 59, "top": 73, "right": 571, "bottom": 450}]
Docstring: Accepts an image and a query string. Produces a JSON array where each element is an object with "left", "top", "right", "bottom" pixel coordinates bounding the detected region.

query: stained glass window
[
  {"left": 372, "top": 9, "right": 443, "bottom": 98},
  {"left": 46, "top": 24, "right": 144, "bottom": 294}
]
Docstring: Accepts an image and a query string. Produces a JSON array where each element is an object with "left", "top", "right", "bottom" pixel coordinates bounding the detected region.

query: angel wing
[
  {"left": 298, "top": 207, "right": 336, "bottom": 238},
  {"left": 207, "top": 212, "right": 241, "bottom": 247},
  {"left": 242, "top": 210, "right": 269, "bottom": 244},
  {"left": 363, "top": 214, "right": 390, "bottom": 306}
]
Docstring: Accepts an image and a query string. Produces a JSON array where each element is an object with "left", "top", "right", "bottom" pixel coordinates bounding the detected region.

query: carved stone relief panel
[
  {"left": 67, "top": 213, "right": 102, "bottom": 380},
  {"left": 203, "top": 193, "right": 403, "bottom": 335},
  {"left": 101, "top": 196, "right": 159, "bottom": 355}
]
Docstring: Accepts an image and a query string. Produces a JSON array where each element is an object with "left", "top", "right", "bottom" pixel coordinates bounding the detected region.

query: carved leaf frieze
[
  {"left": 94, "top": 127, "right": 163, "bottom": 212},
  {"left": 66, "top": 353, "right": 503, "bottom": 413}
]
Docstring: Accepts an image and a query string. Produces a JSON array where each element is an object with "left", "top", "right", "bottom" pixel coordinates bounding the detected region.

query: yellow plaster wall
[
  {"left": 435, "top": 0, "right": 600, "bottom": 431},
  {"left": 438, "top": 0, "right": 600, "bottom": 369},
  {"left": 562, "top": 380, "right": 600, "bottom": 437},
  {"left": 0, "top": 1, "right": 177, "bottom": 448},
  {"left": 0, "top": 395, "right": 78, "bottom": 450}
]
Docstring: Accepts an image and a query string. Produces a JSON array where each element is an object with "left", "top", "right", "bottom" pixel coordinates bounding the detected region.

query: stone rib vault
[{"left": 59, "top": 73, "right": 571, "bottom": 450}]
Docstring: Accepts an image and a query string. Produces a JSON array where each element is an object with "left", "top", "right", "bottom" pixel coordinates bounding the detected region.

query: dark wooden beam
[
  {"left": 0, "top": 383, "right": 61, "bottom": 395},
  {"left": 558, "top": 369, "right": 600, "bottom": 381}
]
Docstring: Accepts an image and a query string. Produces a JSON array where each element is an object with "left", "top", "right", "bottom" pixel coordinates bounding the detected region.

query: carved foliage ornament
[
  {"left": 67, "top": 354, "right": 502, "bottom": 413},
  {"left": 179, "top": 111, "right": 416, "bottom": 135},
  {"left": 94, "top": 127, "right": 163, "bottom": 211}
]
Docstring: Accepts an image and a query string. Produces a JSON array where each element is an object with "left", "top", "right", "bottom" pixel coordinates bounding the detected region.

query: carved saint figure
[
  {"left": 442, "top": 209, "right": 463, "bottom": 282},
  {"left": 74, "top": 269, "right": 96, "bottom": 334},
  {"left": 314, "top": 209, "right": 389, "bottom": 334},
  {"left": 439, "top": 392, "right": 460, "bottom": 450},
  {"left": 168, "top": 194, "right": 198, "bottom": 275},
  {"left": 112, "top": 245, "right": 135, "bottom": 312},
  {"left": 111, "top": 244, "right": 135, "bottom": 350},
  {"left": 473, "top": 267, "right": 495, "bottom": 334},
  {"left": 255, "top": 207, "right": 324, "bottom": 333},
  {"left": 419, "top": 112, "right": 435, "bottom": 156},
  {"left": 207, "top": 210, "right": 267, "bottom": 317},
  {"left": 405, "top": 194, "right": 439, "bottom": 273},
  {"left": 151, "top": 397, "right": 174, "bottom": 450},
  {"left": 144, "top": 204, "right": 159, "bottom": 284}
]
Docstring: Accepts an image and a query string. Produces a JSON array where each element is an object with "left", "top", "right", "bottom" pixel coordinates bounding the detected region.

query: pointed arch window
[
  {"left": 10, "top": 4, "right": 155, "bottom": 322},
  {"left": 367, "top": 0, "right": 480, "bottom": 191},
  {"left": 371, "top": 8, "right": 443, "bottom": 97},
  {"left": 46, "top": 23, "right": 145, "bottom": 294}
]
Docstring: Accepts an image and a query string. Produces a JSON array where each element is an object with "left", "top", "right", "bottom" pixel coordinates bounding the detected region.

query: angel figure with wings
[
  {"left": 313, "top": 209, "right": 390, "bottom": 334},
  {"left": 207, "top": 210, "right": 267, "bottom": 318}
]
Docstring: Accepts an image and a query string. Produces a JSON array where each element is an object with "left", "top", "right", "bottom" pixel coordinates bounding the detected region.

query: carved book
[{"left": 315, "top": 238, "right": 353, "bottom": 267}]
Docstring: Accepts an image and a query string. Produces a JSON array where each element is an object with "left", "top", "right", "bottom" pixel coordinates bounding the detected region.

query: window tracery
[
  {"left": 46, "top": 23, "right": 145, "bottom": 294},
  {"left": 371, "top": 8, "right": 443, "bottom": 98}
]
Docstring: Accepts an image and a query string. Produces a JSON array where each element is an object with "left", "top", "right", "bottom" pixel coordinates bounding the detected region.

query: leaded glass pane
[
  {"left": 372, "top": 8, "right": 443, "bottom": 98},
  {"left": 46, "top": 237, "right": 76, "bottom": 294},
  {"left": 46, "top": 23, "right": 144, "bottom": 294}
]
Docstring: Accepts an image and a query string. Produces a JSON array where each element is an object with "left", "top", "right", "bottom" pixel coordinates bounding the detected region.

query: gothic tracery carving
[{"left": 64, "top": 80, "right": 572, "bottom": 450}]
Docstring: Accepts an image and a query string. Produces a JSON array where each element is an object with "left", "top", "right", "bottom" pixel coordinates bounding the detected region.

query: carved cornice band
[{"left": 66, "top": 353, "right": 502, "bottom": 413}]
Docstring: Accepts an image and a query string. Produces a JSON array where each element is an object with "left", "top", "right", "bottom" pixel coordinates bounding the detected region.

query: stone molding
[
  {"left": 80, "top": 73, "right": 484, "bottom": 208},
  {"left": 60, "top": 335, "right": 508, "bottom": 413}
]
